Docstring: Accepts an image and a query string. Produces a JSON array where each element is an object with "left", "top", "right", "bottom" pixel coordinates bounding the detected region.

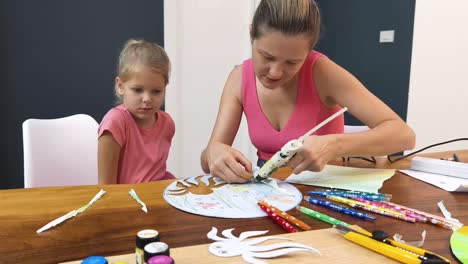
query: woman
[{"left": 201, "top": 0, "right": 415, "bottom": 183}]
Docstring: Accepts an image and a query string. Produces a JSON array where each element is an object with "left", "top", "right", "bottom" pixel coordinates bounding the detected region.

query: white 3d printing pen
[{"left": 253, "top": 107, "right": 348, "bottom": 182}]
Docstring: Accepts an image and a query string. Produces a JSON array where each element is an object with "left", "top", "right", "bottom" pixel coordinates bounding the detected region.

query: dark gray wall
[
  {"left": 315, "top": 0, "right": 415, "bottom": 125},
  {"left": 0, "top": 0, "right": 164, "bottom": 189}
]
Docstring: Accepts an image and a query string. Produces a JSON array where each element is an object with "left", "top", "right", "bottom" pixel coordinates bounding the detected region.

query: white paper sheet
[{"left": 400, "top": 170, "right": 468, "bottom": 192}]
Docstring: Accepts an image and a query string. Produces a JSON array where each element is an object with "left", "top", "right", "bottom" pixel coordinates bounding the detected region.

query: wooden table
[{"left": 1, "top": 150, "right": 467, "bottom": 264}]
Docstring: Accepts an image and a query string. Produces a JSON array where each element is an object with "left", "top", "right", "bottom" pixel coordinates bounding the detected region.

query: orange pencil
[{"left": 259, "top": 200, "right": 312, "bottom": 231}]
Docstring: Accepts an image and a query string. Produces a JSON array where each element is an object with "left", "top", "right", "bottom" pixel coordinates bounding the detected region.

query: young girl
[
  {"left": 201, "top": 0, "right": 415, "bottom": 183},
  {"left": 98, "top": 39, "right": 175, "bottom": 184}
]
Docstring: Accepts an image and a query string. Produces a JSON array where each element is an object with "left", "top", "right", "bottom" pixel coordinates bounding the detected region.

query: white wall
[
  {"left": 407, "top": 0, "right": 468, "bottom": 152},
  {"left": 165, "top": 1, "right": 468, "bottom": 178},
  {"left": 164, "top": 0, "right": 257, "bottom": 178}
]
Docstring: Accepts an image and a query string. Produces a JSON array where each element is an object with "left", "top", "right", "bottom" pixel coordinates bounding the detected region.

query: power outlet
[{"left": 410, "top": 157, "right": 468, "bottom": 179}]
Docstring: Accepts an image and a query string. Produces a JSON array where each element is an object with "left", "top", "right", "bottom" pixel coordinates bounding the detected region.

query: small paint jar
[
  {"left": 136, "top": 229, "right": 160, "bottom": 264},
  {"left": 147, "top": 255, "right": 174, "bottom": 264},
  {"left": 144, "top": 241, "right": 170, "bottom": 262},
  {"left": 81, "top": 256, "right": 108, "bottom": 264}
]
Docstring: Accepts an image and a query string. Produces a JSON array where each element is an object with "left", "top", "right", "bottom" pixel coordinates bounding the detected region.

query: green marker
[{"left": 296, "top": 205, "right": 350, "bottom": 226}]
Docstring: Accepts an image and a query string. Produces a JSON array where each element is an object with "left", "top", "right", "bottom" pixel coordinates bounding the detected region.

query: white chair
[{"left": 22, "top": 114, "right": 99, "bottom": 188}]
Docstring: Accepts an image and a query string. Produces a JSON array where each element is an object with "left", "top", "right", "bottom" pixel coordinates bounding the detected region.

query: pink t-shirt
[
  {"left": 98, "top": 105, "right": 175, "bottom": 183},
  {"left": 242, "top": 50, "right": 344, "bottom": 161}
]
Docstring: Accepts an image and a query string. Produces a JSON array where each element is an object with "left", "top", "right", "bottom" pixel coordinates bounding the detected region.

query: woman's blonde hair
[
  {"left": 251, "top": 0, "right": 321, "bottom": 49},
  {"left": 117, "top": 39, "right": 171, "bottom": 85}
]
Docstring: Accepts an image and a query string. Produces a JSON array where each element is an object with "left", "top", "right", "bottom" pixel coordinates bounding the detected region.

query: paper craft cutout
[
  {"left": 393, "top": 230, "right": 426, "bottom": 247},
  {"left": 285, "top": 165, "right": 395, "bottom": 193},
  {"left": 37, "top": 189, "right": 106, "bottom": 233},
  {"left": 207, "top": 227, "right": 319, "bottom": 264},
  {"left": 163, "top": 175, "right": 302, "bottom": 218},
  {"left": 129, "top": 189, "right": 147, "bottom": 213},
  {"left": 400, "top": 169, "right": 468, "bottom": 192},
  {"left": 166, "top": 175, "right": 226, "bottom": 195},
  {"left": 450, "top": 226, "right": 468, "bottom": 263}
]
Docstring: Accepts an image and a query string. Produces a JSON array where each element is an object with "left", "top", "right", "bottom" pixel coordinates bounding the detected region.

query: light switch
[{"left": 379, "top": 30, "right": 395, "bottom": 43}]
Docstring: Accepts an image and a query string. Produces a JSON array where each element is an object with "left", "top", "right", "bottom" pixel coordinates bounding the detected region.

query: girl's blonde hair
[
  {"left": 117, "top": 39, "right": 171, "bottom": 85},
  {"left": 251, "top": 0, "right": 321, "bottom": 49}
]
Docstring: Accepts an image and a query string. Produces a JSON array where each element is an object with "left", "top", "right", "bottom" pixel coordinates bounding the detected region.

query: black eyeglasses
[{"left": 341, "top": 156, "right": 377, "bottom": 165}]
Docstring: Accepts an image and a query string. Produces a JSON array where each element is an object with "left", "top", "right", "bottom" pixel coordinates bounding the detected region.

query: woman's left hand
[{"left": 287, "top": 135, "right": 336, "bottom": 174}]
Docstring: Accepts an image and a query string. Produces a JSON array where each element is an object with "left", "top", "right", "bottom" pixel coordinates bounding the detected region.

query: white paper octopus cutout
[{"left": 207, "top": 227, "right": 320, "bottom": 264}]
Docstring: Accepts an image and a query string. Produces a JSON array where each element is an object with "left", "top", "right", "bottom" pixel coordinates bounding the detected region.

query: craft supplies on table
[{"left": 62, "top": 226, "right": 426, "bottom": 264}]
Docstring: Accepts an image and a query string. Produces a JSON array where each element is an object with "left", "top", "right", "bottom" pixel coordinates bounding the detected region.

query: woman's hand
[
  {"left": 203, "top": 142, "right": 253, "bottom": 183},
  {"left": 287, "top": 135, "right": 336, "bottom": 175}
]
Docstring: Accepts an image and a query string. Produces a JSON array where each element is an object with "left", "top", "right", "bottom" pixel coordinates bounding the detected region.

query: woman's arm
[
  {"left": 97, "top": 131, "right": 121, "bottom": 184},
  {"left": 200, "top": 66, "right": 252, "bottom": 183},
  {"left": 315, "top": 56, "right": 415, "bottom": 156},
  {"left": 288, "top": 57, "right": 415, "bottom": 174}
]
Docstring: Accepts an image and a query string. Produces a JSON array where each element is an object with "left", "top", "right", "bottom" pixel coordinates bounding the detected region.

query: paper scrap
[
  {"left": 129, "top": 189, "right": 148, "bottom": 213},
  {"left": 393, "top": 230, "right": 426, "bottom": 247},
  {"left": 37, "top": 189, "right": 106, "bottom": 233},
  {"left": 437, "top": 201, "right": 463, "bottom": 231},
  {"left": 400, "top": 170, "right": 468, "bottom": 192}
]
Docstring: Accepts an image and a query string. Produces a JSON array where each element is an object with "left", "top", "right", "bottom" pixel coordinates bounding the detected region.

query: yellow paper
[{"left": 285, "top": 165, "right": 395, "bottom": 193}]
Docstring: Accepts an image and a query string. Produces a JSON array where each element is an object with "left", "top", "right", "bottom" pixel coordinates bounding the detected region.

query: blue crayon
[
  {"left": 304, "top": 196, "right": 376, "bottom": 221},
  {"left": 308, "top": 191, "right": 390, "bottom": 201},
  {"left": 315, "top": 189, "right": 392, "bottom": 199}
]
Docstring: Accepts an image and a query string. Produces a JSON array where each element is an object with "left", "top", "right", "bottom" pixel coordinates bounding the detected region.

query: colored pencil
[
  {"left": 258, "top": 200, "right": 311, "bottom": 231},
  {"left": 258, "top": 203, "right": 297, "bottom": 233}
]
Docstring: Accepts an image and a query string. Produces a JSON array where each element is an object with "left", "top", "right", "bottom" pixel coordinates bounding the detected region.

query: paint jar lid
[
  {"left": 147, "top": 255, "right": 174, "bottom": 264},
  {"left": 81, "top": 256, "right": 108, "bottom": 264},
  {"left": 136, "top": 229, "right": 160, "bottom": 249},
  {"left": 144, "top": 241, "right": 170, "bottom": 261}
]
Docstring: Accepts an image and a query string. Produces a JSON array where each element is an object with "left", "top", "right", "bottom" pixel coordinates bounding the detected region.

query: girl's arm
[
  {"left": 97, "top": 132, "right": 121, "bottom": 184},
  {"left": 200, "top": 66, "right": 252, "bottom": 183},
  {"left": 288, "top": 57, "right": 415, "bottom": 174}
]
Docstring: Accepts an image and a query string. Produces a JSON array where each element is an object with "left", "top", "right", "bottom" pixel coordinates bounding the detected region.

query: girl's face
[
  {"left": 252, "top": 31, "right": 310, "bottom": 89},
  {"left": 115, "top": 66, "right": 166, "bottom": 128}
]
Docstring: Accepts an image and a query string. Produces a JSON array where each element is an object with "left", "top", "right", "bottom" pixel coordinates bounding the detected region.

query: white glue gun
[
  {"left": 252, "top": 107, "right": 348, "bottom": 182},
  {"left": 253, "top": 139, "right": 302, "bottom": 181}
]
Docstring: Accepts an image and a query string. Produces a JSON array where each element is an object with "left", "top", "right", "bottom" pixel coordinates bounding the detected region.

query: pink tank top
[{"left": 242, "top": 51, "right": 344, "bottom": 160}]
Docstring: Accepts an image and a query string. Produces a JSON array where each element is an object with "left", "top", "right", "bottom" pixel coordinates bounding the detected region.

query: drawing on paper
[
  {"left": 163, "top": 175, "right": 302, "bottom": 219},
  {"left": 167, "top": 175, "right": 226, "bottom": 195}
]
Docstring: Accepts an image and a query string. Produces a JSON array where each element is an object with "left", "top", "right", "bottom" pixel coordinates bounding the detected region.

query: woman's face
[{"left": 252, "top": 31, "right": 310, "bottom": 89}]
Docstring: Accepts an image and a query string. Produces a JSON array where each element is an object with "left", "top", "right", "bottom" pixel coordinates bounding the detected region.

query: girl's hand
[
  {"left": 204, "top": 142, "right": 253, "bottom": 183},
  {"left": 287, "top": 135, "right": 336, "bottom": 175}
]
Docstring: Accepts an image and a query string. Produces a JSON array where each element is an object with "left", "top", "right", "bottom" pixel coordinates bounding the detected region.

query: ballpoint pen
[
  {"left": 334, "top": 224, "right": 451, "bottom": 264},
  {"left": 304, "top": 196, "right": 376, "bottom": 221},
  {"left": 253, "top": 107, "right": 348, "bottom": 182}
]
